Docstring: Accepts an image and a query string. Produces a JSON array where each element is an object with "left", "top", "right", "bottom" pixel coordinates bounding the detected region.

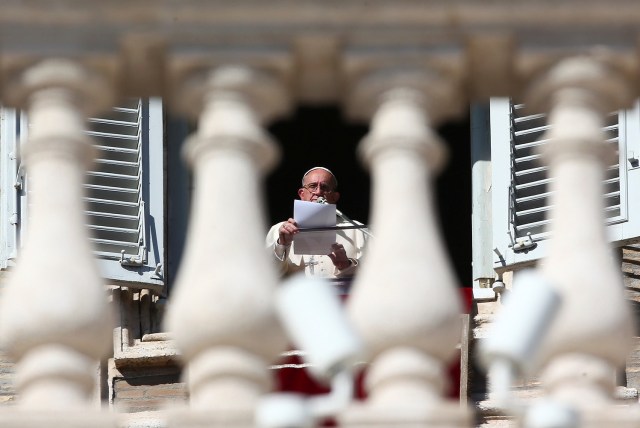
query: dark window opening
[{"left": 266, "top": 106, "right": 472, "bottom": 287}]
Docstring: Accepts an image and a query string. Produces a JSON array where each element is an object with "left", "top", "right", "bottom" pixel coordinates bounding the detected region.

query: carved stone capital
[
  {"left": 181, "top": 87, "right": 280, "bottom": 174},
  {"left": 345, "top": 66, "right": 465, "bottom": 125},
  {"left": 358, "top": 87, "right": 448, "bottom": 175},
  {"left": 523, "top": 55, "right": 636, "bottom": 115},
  {"left": 1, "top": 58, "right": 116, "bottom": 115},
  {"left": 169, "top": 61, "right": 293, "bottom": 124},
  {"left": 537, "top": 89, "right": 619, "bottom": 166}
]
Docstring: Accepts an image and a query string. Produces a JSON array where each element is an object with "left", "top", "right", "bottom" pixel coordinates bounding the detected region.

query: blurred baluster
[
  {"left": 341, "top": 72, "right": 471, "bottom": 426},
  {"left": 166, "top": 66, "right": 290, "bottom": 425},
  {"left": 526, "top": 56, "right": 639, "bottom": 426},
  {"left": 0, "top": 59, "right": 115, "bottom": 426}
]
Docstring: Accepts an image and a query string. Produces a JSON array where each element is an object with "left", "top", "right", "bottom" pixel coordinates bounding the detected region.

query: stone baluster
[
  {"left": 165, "top": 66, "right": 290, "bottom": 425},
  {"left": 525, "top": 56, "right": 637, "bottom": 425},
  {"left": 0, "top": 60, "right": 115, "bottom": 423},
  {"left": 340, "top": 72, "right": 471, "bottom": 426}
]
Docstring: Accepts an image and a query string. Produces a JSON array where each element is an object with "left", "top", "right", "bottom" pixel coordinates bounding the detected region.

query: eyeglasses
[{"left": 302, "top": 182, "right": 335, "bottom": 194}]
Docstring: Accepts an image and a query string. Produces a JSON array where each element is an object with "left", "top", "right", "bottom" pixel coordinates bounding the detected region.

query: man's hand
[
  {"left": 277, "top": 218, "right": 299, "bottom": 246},
  {"left": 328, "top": 243, "right": 351, "bottom": 270}
]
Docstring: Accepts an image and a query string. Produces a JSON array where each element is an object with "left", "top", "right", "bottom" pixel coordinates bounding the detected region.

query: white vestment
[{"left": 266, "top": 217, "right": 368, "bottom": 279}]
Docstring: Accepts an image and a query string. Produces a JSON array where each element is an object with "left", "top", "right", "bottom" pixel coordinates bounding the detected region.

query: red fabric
[
  {"left": 460, "top": 286, "right": 473, "bottom": 314},
  {"left": 273, "top": 287, "right": 473, "bottom": 425}
]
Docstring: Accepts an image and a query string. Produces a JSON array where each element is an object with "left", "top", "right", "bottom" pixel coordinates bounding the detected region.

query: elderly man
[{"left": 266, "top": 167, "right": 368, "bottom": 279}]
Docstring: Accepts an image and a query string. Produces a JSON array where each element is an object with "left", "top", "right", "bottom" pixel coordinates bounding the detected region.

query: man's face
[{"left": 298, "top": 169, "right": 340, "bottom": 204}]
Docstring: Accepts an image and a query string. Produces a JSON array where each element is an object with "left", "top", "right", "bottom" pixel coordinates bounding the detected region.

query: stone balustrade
[
  {"left": 164, "top": 66, "right": 290, "bottom": 426},
  {"left": 0, "top": 2, "right": 638, "bottom": 427},
  {"left": 0, "top": 60, "right": 117, "bottom": 426},
  {"left": 523, "top": 57, "right": 639, "bottom": 426}
]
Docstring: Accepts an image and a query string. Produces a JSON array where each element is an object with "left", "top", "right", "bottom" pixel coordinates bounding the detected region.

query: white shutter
[
  {"left": 491, "top": 98, "right": 640, "bottom": 271},
  {"left": 0, "top": 99, "right": 165, "bottom": 292},
  {"left": 86, "top": 98, "right": 165, "bottom": 292},
  {"left": 0, "top": 107, "right": 21, "bottom": 269},
  {"left": 86, "top": 99, "right": 145, "bottom": 262}
]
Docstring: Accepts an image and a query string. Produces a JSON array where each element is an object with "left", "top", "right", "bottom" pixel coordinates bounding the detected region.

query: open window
[
  {"left": 0, "top": 98, "right": 165, "bottom": 292},
  {"left": 490, "top": 98, "right": 640, "bottom": 272}
]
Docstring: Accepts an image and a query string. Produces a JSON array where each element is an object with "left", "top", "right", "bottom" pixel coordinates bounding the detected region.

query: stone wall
[
  {"left": 112, "top": 365, "right": 187, "bottom": 413},
  {"left": 0, "top": 273, "right": 16, "bottom": 406},
  {"left": 0, "top": 351, "right": 16, "bottom": 406},
  {"left": 623, "top": 244, "right": 640, "bottom": 391}
]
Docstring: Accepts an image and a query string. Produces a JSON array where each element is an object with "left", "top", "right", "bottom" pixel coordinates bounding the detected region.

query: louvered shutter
[
  {"left": 87, "top": 99, "right": 146, "bottom": 263},
  {"left": 490, "top": 98, "right": 640, "bottom": 271},
  {"left": 0, "top": 99, "right": 165, "bottom": 292},
  {"left": 86, "top": 98, "right": 164, "bottom": 292}
]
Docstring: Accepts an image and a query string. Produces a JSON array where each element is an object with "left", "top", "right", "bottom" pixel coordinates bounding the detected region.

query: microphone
[{"left": 316, "top": 196, "right": 328, "bottom": 204}]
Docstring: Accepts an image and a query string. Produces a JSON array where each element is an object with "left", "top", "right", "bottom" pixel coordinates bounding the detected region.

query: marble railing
[{"left": 0, "top": 2, "right": 639, "bottom": 427}]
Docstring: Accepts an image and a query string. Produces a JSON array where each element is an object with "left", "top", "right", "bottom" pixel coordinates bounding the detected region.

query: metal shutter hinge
[
  {"left": 629, "top": 151, "right": 639, "bottom": 169},
  {"left": 150, "top": 263, "right": 163, "bottom": 280},
  {"left": 508, "top": 231, "right": 537, "bottom": 253},
  {"left": 119, "top": 201, "right": 147, "bottom": 267},
  {"left": 14, "top": 164, "right": 24, "bottom": 190},
  {"left": 120, "top": 248, "right": 146, "bottom": 266}
]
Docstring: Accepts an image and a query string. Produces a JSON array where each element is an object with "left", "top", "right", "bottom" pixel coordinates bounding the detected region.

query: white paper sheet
[{"left": 293, "top": 200, "right": 336, "bottom": 255}]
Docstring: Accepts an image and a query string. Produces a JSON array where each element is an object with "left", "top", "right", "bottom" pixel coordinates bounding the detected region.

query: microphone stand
[
  {"left": 336, "top": 209, "right": 374, "bottom": 239},
  {"left": 314, "top": 197, "right": 374, "bottom": 239},
  {"left": 298, "top": 225, "right": 368, "bottom": 233}
]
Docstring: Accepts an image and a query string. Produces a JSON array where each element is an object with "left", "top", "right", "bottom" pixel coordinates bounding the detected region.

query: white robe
[{"left": 266, "top": 217, "right": 369, "bottom": 279}]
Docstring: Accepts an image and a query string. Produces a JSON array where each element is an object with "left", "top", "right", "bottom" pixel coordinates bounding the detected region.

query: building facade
[{"left": 0, "top": 2, "right": 640, "bottom": 427}]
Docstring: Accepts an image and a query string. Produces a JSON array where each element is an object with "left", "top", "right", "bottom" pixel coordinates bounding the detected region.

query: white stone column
[
  {"left": 165, "top": 66, "right": 290, "bottom": 425},
  {"left": 340, "top": 74, "right": 471, "bottom": 426},
  {"left": 0, "top": 60, "right": 115, "bottom": 425},
  {"left": 526, "top": 57, "right": 638, "bottom": 425}
]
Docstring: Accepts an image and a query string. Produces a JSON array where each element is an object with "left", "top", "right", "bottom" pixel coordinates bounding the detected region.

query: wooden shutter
[
  {"left": 86, "top": 99, "right": 146, "bottom": 263},
  {"left": 86, "top": 98, "right": 165, "bottom": 292},
  {"left": 0, "top": 99, "right": 165, "bottom": 292},
  {"left": 490, "top": 98, "right": 640, "bottom": 271}
]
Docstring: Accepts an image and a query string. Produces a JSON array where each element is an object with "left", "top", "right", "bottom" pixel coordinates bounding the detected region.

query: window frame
[
  {"left": 0, "top": 99, "right": 165, "bottom": 292},
  {"left": 490, "top": 97, "right": 640, "bottom": 272}
]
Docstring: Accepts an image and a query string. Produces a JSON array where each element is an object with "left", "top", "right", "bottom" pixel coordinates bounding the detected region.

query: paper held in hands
[{"left": 292, "top": 200, "right": 336, "bottom": 255}]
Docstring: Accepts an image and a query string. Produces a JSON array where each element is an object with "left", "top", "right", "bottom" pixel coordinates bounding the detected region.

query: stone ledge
[
  {"left": 117, "top": 411, "right": 168, "bottom": 428},
  {"left": 0, "top": 410, "right": 116, "bottom": 428},
  {"left": 114, "top": 340, "right": 181, "bottom": 369}
]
